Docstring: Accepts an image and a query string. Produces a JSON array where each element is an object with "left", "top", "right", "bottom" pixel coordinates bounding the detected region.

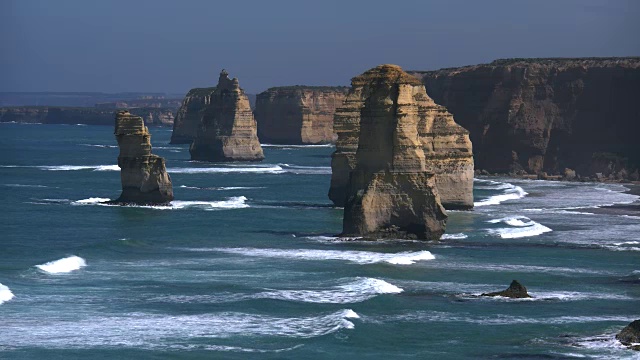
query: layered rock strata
[
  {"left": 410, "top": 57, "right": 640, "bottom": 179},
  {"left": 188, "top": 70, "right": 264, "bottom": 162},
  {"left": 254, "top": 86, "right": 349, "bottom": 144},
  {"left": 329, "top": 69, "right": 474, "bottom": 210},
  {"left": 341, "top": 64, "right": 448, "bottom": 240},
  {"left": 170, "top": 87, "right": 217, "bottom": 144},
  {"left": 114, "top": 111, "right": 173, "bottom": 204}
]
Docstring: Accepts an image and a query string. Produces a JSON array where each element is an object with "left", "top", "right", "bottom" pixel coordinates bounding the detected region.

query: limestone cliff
[
  {"left": 114, "top": 111, "right": 173, "bottom": 204},
  {"left": 254, "top": 86, "right": 349, "bottom": 144},
  {"left": 330, "top": 69, "right": 474, "bottom": 210},
  {"left": 170, "top": 87, "right": 217, "bottom": 144},
  {"left": 188, "top": 70, "right": 264, "bottom": 162},
  {"left": 0, "top": 106, "right": 175, "bottom": 126},
  {"left": 341, "top": 65, "right": 448, "bottom": 240},
  {"left": 410, "top": 57, "right": 640, "bottom": 179}
]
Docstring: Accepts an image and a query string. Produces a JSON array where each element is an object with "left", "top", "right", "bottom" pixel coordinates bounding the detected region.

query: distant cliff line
[{"left": 0, "top": 106, "right": 176, "bottom": 126}]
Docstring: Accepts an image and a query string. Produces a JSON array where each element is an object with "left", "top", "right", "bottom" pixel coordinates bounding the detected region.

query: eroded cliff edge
[
  {"left": 410, "top": 57, "right": 640, "bottom": 180},
  {"left": 330, "top": 68, "right": 474, "bottom": 210},
  {"left": 189, "top": 70, "right": 264, "bottom": 162},
  {"left": 341, "top": 64, "right": 448, "bottom": 240},
  {"left": 254, "top": 86, "right": 349, "bottom": 144},
  {"left": 114, "top": 111, "right": 173, "bottom": 204}
]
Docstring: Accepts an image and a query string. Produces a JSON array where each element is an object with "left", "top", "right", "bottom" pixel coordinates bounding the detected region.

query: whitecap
[
  {"left": 254, "top": 278, "right": 402, "bottom": 303},
  {"left": 441, "top": 233, "right": 468, "bottom": 240},
  {"left": 79, "top": 144, "right": 118, "bottom": 149},
  {"left": 38, "top": 165, "right": 119, "bottom": 171},
  {"left": 0, "top": 283, "right": 14, "bottom": 304},
  {"left": 36, "top": 256, "right": 86, "bottom": 274},
  {"left": 474, "top": 180, "right": 528, "bottom": 207},
  {"left": 487, "top": 216, "right": 552, "bottom": 239},
  {"left": 71, "top": 196, "right": 249, "bottom": 210},
  {"left": 2, "top": 183, "right": 48, "bottom": 188},
  {"left": 179, "top": 247, "right": 435, "bottom": 265},
  {"left": 72, "top": 197, "right": 111, "bottom": 205},
  {"left": 167, "top": 165, "right": 284, "bottom": 174},
  {"left": 278, "top": 164, "right": 332, "bottom": 175}
]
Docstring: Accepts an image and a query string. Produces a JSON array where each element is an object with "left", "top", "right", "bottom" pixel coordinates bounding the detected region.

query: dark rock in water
[
  {"left": 113, "top": 111, "right": 173, "bottom": 205},
  {"left": 188, "top": 70, "right": 264, "bottom": 162},
  {"left": 340, "top": 64, "right": 448, "bottom": 240},
  {"left": 481, "top": 280, "right": 532, "bottom": 299},
  {"left": 616, "top": 319, "right": 640, "bottom": 350}
]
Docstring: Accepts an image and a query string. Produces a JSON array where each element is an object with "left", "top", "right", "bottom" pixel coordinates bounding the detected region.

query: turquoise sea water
[{"left": 0, "top": 123, "right": 639, "bottom": 359}]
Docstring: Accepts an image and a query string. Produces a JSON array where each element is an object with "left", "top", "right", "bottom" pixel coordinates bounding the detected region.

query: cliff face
[
  {"left": 189, "top": 70, "right": 264, "bottom": 162},
  {"left": 410, "top": 57, "right": 640, "bottom": 179},
  {"left": 254, "top": 86, "right": 349, "bottom": 144},
  {"left": 114, "top": 111, "right": 173, "bottom": 204},
  {"left": 330, "top": 70, "right": 474, "bottom": 210},
  {"left": 170, "top": 88, "right": 216, "bottom": 144},
  {"left": 341, "top": 64, "right": 448, "bottom": 240},
  {"left": 0, "top": 107, "right": 175, "bottom": 126}
]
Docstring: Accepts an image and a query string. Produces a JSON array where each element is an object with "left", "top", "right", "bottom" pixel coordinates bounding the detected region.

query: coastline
[{"left": 581, "top": 183, "right": 640, "bottom": 216}]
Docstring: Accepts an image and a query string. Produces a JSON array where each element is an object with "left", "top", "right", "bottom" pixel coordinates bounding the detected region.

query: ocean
[{"left": 0, "top": 123, "right": 638, "bottom": 359}]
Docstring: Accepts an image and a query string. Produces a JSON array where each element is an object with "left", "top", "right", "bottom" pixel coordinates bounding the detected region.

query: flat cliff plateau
[
  {"left": 0, "top": 106, "right": 175, "bottom": 126},
  {"left": 254, "top": 86, "right": 349, "bottom": 144},
  {"left": 410, "top": 57, "right": 640, "bottom": 181}
]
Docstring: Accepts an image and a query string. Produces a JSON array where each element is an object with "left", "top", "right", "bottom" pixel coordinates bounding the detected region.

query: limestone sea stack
[
  {"left": 114, "top": 110, "right": 173, "bottom": 204},
  {"left": 410, "top": 57, "right": 640, "bottom": 179},
  {"left": 189, "top": 70, "right": 264, "bottom": 162},
  {"left": 170, "top": 87, "right": 216, "bottom": 144},
  {"left": 341, "top": 64, "right": 448, "bottom": 240},
  {"left": 254, "top": 86, "right": 349, "bottom": 144},
  {"left": 329, "top": 67, "right": 474, "bottom": 210}
]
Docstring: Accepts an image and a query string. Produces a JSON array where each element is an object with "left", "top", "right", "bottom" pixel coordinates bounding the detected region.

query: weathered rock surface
[
  {"left": 481, "top": 280, "right": 532, "bottom": 298},
  {"left": 170, "top": 87, "right": 217, "bottom": 144},
  {"left": 329, "top": 67, "right": 474, "bottom": 210},
  {"left": 410, "top": 57, "right": 640, "bottom": 179},
  {"left": 341, "top": 64, "right": 448, "bottom": 240},
  {"left": 0, "top": 107, "right": 175, "bottom": 126},
  {"left": 114, "top": 111, "right": 173, "bottom": 204},
  {"left": 254, "top": 86, "right": 349, "bottom": 144},
  {"left": 187, "top": 70, "right": 264, "bottom": 162},
  {"left": 617, "top": 320, "right": 640, "bottom": 350}
]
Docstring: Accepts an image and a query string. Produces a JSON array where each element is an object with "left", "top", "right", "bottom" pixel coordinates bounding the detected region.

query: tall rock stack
[
  {"left": 189, "top": 70, "right": 264, "bottom": 162},
  {"left": 341, "top": 64, "right": 448, "bottom": 240},
  {"left": 254, "top": 86, "right": 349, "bottom": 144},
  {"left": 329, "top": 67, "right": 474, "bottom": 210},
  {"left": 114, "top": 110, "right": 173, "bottom": 204},
  {"left": 170, "top": 87, "right": 217, "bottom": 144}
]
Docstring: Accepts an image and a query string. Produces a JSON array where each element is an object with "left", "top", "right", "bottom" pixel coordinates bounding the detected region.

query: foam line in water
[
  {"left": 262, "top": 144, "right": 334, "bottom": 148},
  {"left": 487, "top": 216, "right": 552, "bottom": 239},
  {"left": 36, "top": 256, "right": 86, "bottom": 274},
  {"left": 167, "top": 165, "right": 284, "bottom": 174},
  {"left": 441, "top": 233, "right": 468, "bottom": 240},
  {"left": 181, "top": 247, "right": 435, "bottom": 265},
  {"left": 254, "top": 278, "right": 402, "bottom": 304},
  {"left": 0, "top": 283, "right": 14, "bottom": 304},
  {"left": 474, "top": 180, "right": 528, "bottom": 207},
  {"left": 378, "top": 311, "right": 636, "bottom": 325},
  {"left": 71, "top": 196, "right": 249, "bottom": 210}
]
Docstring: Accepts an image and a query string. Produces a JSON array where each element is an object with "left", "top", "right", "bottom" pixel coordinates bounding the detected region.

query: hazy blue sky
[{"left": 1, "top": 0, "right": 638, "bottom": 94}]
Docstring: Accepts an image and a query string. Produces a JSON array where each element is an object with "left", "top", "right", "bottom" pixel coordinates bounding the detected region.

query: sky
[{"left": 1, "top": 0, "right": 638, "bottom": 95}]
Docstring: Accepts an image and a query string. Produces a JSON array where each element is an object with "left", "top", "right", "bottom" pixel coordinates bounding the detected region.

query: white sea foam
[
  {"left": 441, "top": 233, "right": 468, "bottom": 240},
  {"left": 79, "top": 143, "right": 118, "bottom": 148},
  {"left": 73, "top": 197, "right": 111, "bottom": 204},
  {"left": 262, "top": 144, "right": 334, "bottom": 148},
  {"left": 0, "top": 283, "right": 14, "bottom": 304},
  {"left": 167, "top": 165, "right": 284, "bottom": 174},
  {"left": 181, "top": 247, "right": 435, "bottom": 265},
  {"left": 254, "top": 278, "right": 402, "bottom": 303},
  {"left": 3, "top": 183, "right": 48, "bottom": 188},
  {"left": 278, "top": 164, "right": 332, "bottom": 175},
  {"left": 71, "top": 196, "right": 249, "bottom": 210},
  {"left": 474, "top": 180, "right": 528, "bottom": 207},
  {"left": 38, "top": 165, "right": 120, "bottom": 171},
  {"left": 36, "top": 256, "right": 86, "bottom": 274},
  {"left": 179, "top": 185, "right": 264, "bottom": 191},
  {"left": 0, "top": 309, "right": 357, "bottom": 349},
  {"left": 487, "top": 216, "right": 552, "bottom": 239}
]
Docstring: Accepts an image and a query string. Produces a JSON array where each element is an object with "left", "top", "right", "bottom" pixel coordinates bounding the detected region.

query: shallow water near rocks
[{"left": 1, "top": 123, "right": 639, "bottom": 359}]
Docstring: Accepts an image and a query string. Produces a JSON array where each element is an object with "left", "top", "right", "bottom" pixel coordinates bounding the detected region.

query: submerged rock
[
  {"left": 329, "top": 67, "right": 474, "bottom": 210},
  {"left": 616, "top": 319, "right": 640, "bottom": 350},
  {"left": 254, "top": 86, "right": 349, "bottom": 144},
  {"left": 114, "top": 110, "right": 173, "bottom": 204},
  {"left": 341, "top": 64, "right": 448, "bottom": 240},
  {"left": 189, "top": 70, "right": 264, "bottom": 162},
  {"left": 481, "top": 280, "right": 532, "bottom": 299}
]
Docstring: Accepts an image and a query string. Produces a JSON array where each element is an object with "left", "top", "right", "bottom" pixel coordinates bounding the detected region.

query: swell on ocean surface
[
  {"left": 486, "top": 216, "right": 553, "bottom": 239},
  {"left": 474, "top": 179, "right": 528, "bottom": 207},
  {"left": 0, "top": 283, "right": 14, "bottom": 304},
  {"left": 178, "top": 247, "right": 436, "bottom": 265},
  {"left": 0, "top": 309, "right": 359, "bottom": 350},
  {"left": 35, "top": 256, "right": 86, "bottom": 274}
]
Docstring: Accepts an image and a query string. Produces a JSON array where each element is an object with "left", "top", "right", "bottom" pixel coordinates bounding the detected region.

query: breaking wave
[
  {"left": 253, "top": 278, "right": 402, "bottom": 303},
  {"left": 0, "top": 283, "right": 14, "bottom": 304},
  {"left": 441, "top": 233, "right": 468, "bottom": 240},
  {"left": 167, "top": 165, "right": 284, "bottom": 174},
  {"left": 71, "top": 196, "right": 249, "bottom": 210},
  {"left": 35, "top": 256, "right": 86, "bottom": 274},
  {"left": 487, "top": 216, "right": 552, "bottom": 239},
  {"left": 474, "top": 179, "right": 528, "bottom": 207}
]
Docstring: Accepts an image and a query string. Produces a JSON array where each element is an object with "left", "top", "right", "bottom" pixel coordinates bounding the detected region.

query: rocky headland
[
  {"left": 341, "top": 64, "right": 448, "bottom": 240},
  {"left": 189, "top": 70, "right": 264, "bottom": 162},
  {"left": 0, "top": 106, "right": 175, "bottom": 126},
  {"left": 113, "top": 110, "right": 173, "bottom": 205},
  {"left": 410, "top": 57, "right": 640, "bottom": 181},
  {"left": 329, "top": 68, "right": 474, "bottom": 210},
  {"left": 254, "top": 86, "right": 349, "bottom": 144}
]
